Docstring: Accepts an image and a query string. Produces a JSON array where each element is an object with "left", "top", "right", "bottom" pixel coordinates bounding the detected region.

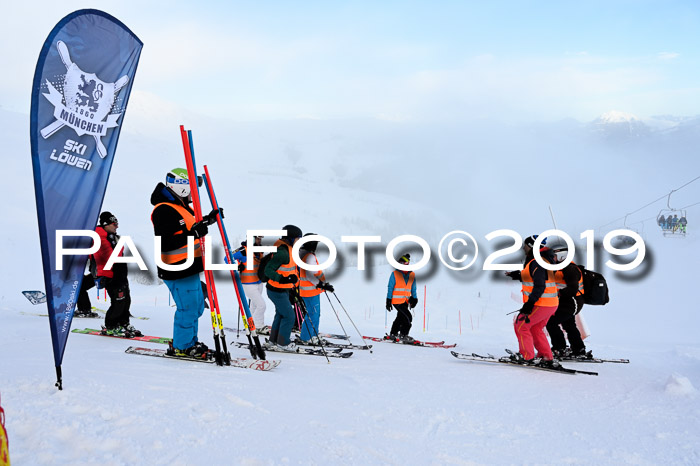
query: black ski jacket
[{"left": 150, "top": 183, "right": 204, "bottom": 280}]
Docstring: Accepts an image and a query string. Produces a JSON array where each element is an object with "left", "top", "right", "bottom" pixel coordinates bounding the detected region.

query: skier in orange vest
[
  {"left": 385, "top": 253, "right": 418, "bottom": 343},
  {"left": 264, "top": 225, "right": 303, "bottom": 351},
  {"left": 150, "top": 168, "right": 220, "bottom": 358},
  {"left": 297, "top": 233, "right": 334, "bottom": 345},
  {"left": 505, "top": 235, "right": 560, "bottom": 368}
]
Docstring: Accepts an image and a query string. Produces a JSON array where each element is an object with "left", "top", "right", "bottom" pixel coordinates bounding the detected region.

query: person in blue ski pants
[{"left": 164, "top": 274, "right": 206, "bottom": 350}]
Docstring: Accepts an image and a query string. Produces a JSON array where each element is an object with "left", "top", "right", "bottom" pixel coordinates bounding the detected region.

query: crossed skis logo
[{"left": 41, "top": 40, "right": 129, "bottom": 158}]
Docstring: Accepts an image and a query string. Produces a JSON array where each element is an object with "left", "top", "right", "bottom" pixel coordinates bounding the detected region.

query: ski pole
[
  {"left": 202, "top": 166, "right": 265, "bottom": 360},
  {"left": 330, "top": 292, "right": 373, "bottom": 354},
  {"left": 323, "top": 292, "right": 350, "bottom": 339}
]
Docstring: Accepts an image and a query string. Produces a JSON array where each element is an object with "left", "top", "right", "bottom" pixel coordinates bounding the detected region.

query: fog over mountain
[{"left": 4, "top": 103, "right": 698, "bottom": 286}]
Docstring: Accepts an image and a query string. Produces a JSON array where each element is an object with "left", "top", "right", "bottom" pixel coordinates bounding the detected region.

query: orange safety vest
[
  {"left": 267, "top": 240, "right": 297, "bottom": 289},
  {"left": 240, "top": 246, "right": 261, "bottom": 284},
  {"left": 554, "top": 263, "right": 585, "bottom": 296},
  {"left": 299, "top": 252, "right": 326, "bottom": 297},
  {"left": 152, "top": 203, "right": 201, "bottom": 264},
  {"left": 521, "top": 259, "right": 559, "bottom": 307},
  {"left": 390, "top": 270, "right": 415, "bottom": 304}
]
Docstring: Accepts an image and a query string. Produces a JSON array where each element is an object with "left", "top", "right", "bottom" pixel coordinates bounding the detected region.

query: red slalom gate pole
[
  {"left": 179, "top": 126, "right": 229, "bottom": 365},
  {"left": 202, "top": 165, "right": 266, "bottom": 360},
  {"left": 423, "top": 285, "right": 426, "bottom": 332}
]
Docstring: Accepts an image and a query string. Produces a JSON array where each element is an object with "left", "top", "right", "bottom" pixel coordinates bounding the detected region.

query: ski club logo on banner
[{"left": 40, "top": 40, "right": 129, "bottom": 167}]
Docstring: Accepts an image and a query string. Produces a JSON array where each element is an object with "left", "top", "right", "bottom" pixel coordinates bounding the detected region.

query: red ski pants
[{"left": 514, "top": 305, "right": 558, "bottom": 360}]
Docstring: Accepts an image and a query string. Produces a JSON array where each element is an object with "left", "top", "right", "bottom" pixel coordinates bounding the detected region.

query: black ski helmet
[
  {"left": 282, "top": 224, "right": 302, "bottom": 242},
  {"left": 301, "top": 233, "right": 319, "bottom": 253}
]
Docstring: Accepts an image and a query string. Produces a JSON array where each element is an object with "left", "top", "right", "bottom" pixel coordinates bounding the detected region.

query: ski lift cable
[
  {"left": 598, "top": 174, "right": 700, "bottom": 230},
  {"left": 674, "top": 174, "right": 700, "bottom": 192},
  {"left": 598, "top": 194, "right": 667, "bottom": 229},
  {"left": 681, "top": 200, "right": 700, "bottom": 210}
]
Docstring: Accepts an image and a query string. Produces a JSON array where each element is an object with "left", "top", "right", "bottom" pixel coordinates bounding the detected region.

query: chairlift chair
[{"left": 657, "top": 190, "right": 687, "bottom": 238}]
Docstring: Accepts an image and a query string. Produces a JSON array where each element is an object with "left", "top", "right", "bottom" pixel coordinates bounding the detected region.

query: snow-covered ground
[
  {"left": 4, "top": 234, "right": 700, "bottom": 465},
  {"left": 2, "top": 98, "right": 700, "bottom": 465}
]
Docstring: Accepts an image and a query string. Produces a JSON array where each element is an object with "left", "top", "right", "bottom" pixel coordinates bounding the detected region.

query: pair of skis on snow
[
  {"left": 362, "top": 335, "right": 457, "bottom": 349},
  {"left": 232, "top": 341, "right": 354, "bottom": 358},
  {"left": 71, "top": 328, "right": 280, "bottom": 371},
  {"left": 451, "top": 349, "right": 629, "bottom": 376},
  {"left": 289, "top": 329, "right": 457, "bottom": 349},
  {"left": 290, "top": 331, "right": 457, "bottom": 350}
]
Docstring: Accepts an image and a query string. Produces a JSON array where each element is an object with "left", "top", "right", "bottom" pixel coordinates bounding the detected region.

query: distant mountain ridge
[{"left": 589, "top": 110, "right": 700, "bottom": 141}]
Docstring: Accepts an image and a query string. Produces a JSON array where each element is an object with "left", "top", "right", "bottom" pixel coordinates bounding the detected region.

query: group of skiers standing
[
  {"left": 147, "top": 168, "right": 342, "bottom": 356},
  {"left": 505, "top": 235, "right": 590, "bottom": 368},
  {"left": 254, "top": 226, "right": 335, "bottom": 351},
  {"left": 89, "top": 168, "right": 585, "bottom": 363},
  {"left": 146, "top": 166, "right": 423, "bottom": 356}
]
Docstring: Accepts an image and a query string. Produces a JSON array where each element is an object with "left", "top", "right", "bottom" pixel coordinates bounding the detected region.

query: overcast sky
[{"left": 2, "top": 1, "right": 699, "bottom": 122}]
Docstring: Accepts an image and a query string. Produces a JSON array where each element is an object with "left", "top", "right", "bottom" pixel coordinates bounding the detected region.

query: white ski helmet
[
  {"left": 166, "top": 168, "right": 190, "bottom": 198},
  {"left": 552, "top": 247, "right": 569, "bottom": 264}
]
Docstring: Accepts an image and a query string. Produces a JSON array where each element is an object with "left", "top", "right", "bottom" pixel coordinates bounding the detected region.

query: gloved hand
[
  {"left": 518, "top": 301, "right": 534, "bottom": 315},
  {"left": 190, "top": 221, "right": 208, "bottom": 238},
  {"left": 516, "top": 301, "right": 534, "bottom": 323},
  {"left": 202, "top": 208, "right": 221, "bottom": 226},
  {"left": 278, "top": 274, "right": 298, "bottom": 285},
  {"left": 288, "top": 289, "right": 300, "bottom": 304},
  {"left": 317, "top": 282, "right": 334, "bottom": 292},
  {"left": 505, "top": 270, "right": 521, "bottom": 281},
  {"left": 386, "top": 298, "right": 392, "bottom": 311},
  {"left": 97, "top": 276, "right": 110, "bottom": 289},
  {"left": 408, "top": 297, "right": 418, "bottom": 308}
]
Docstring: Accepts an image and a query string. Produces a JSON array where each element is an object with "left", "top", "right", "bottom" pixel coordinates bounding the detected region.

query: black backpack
[
  {"left": 257, "top": 253, "right": 274, "bottom": 283},
  {"left": 577, "top": 265, "right": 610, "bottom": 305},
  {"left": 89, "top": 255, "right": 98, "bottom": 279}
]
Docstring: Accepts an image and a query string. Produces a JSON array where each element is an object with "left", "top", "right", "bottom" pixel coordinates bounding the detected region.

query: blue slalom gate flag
[{"left": 29, "top": 10, "right": 142, "bottom": 389}]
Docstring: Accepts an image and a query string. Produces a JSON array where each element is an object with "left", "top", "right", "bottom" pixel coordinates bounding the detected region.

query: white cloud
[
  {"left": 658, "top": 52, "right": 680, "bottom": 60},
  {"left": 349, "top": 54, "right": 667, "bottom": 122}
]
